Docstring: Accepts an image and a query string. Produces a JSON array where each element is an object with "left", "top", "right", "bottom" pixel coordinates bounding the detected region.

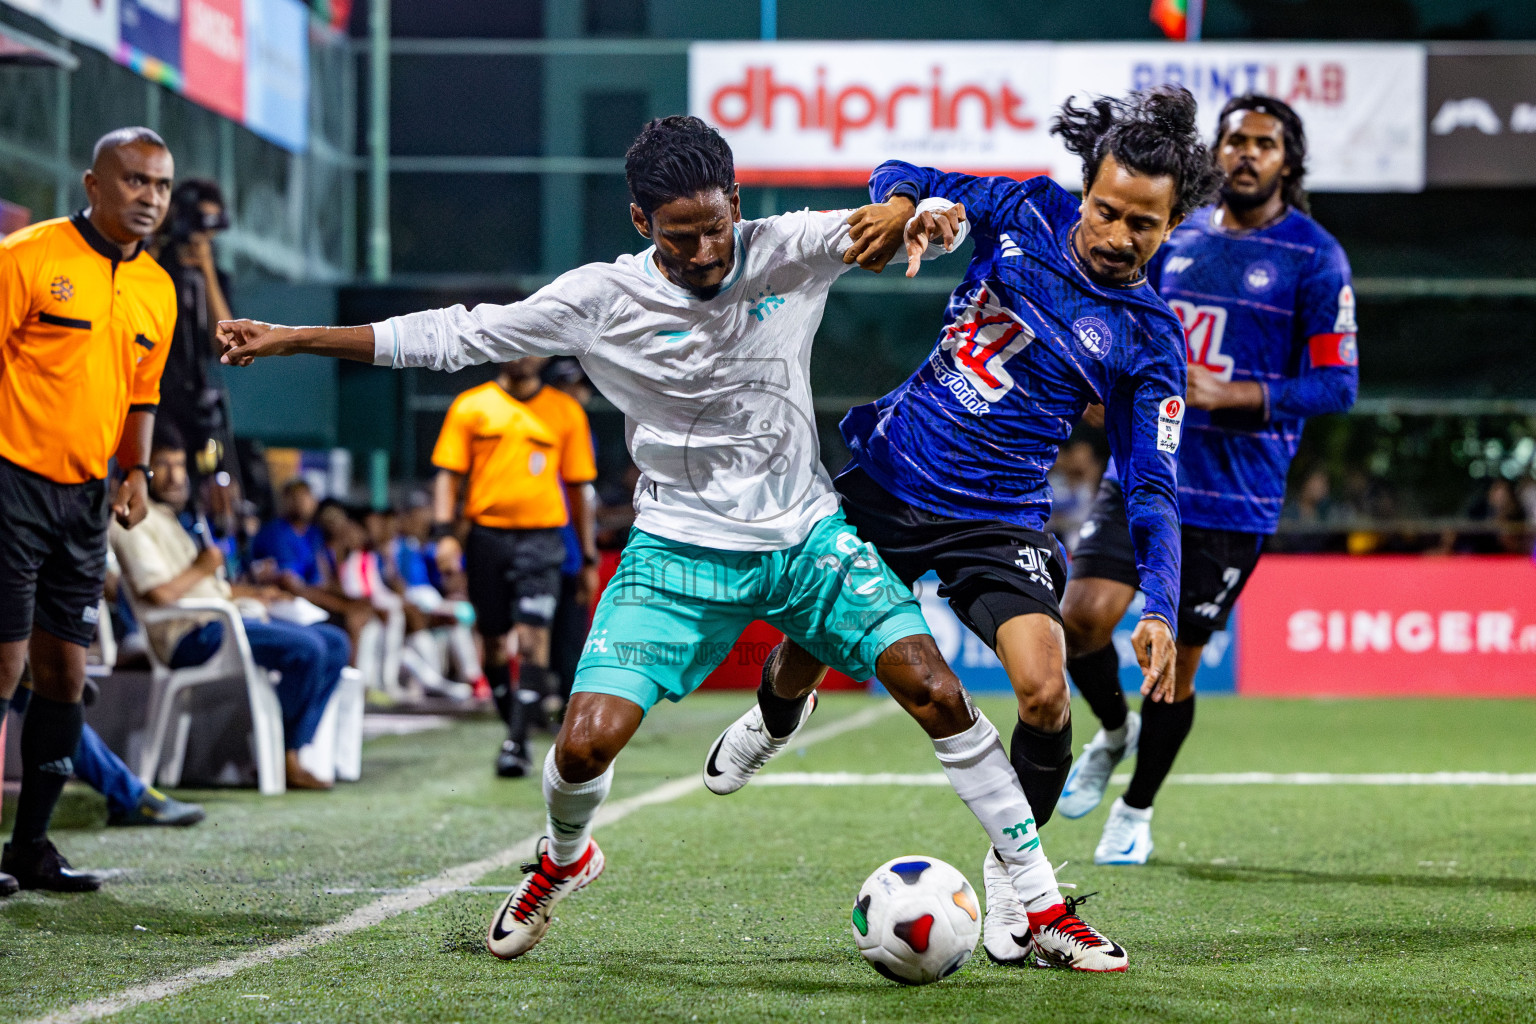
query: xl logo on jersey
[
  {"left": 1164, "top": 256, "right": 1194, "bottom": 274},
  {"left": 940, "top": 285, "right": 1036, "bottom": 403},
  {"left": 1168, "top": 299, "right": 1234, "bottom": 381}
]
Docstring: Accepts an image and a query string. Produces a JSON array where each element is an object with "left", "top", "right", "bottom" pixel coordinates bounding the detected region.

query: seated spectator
[
  {"left": 111, "top": 425, "right": 347, "bottom": 790},
  {"left": 367, "top": 505, "right": 482, "bottom": 698},
  {"left": 1457, "top": 478, "right": 1530, "bottom": 555},
  {"left": 7, "top": 688, "right": 203, "bottom": 826},
  {"left": 253, "top": 482, "right": 375, "bottom": 652},
  {"left": 252, "top": 479, "right": 324, "bottom": 583}
]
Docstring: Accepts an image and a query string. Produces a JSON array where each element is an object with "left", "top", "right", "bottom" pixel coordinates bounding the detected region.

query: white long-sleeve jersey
[{"left": 376, "top": 211, "right": 858, "bottom": 551}]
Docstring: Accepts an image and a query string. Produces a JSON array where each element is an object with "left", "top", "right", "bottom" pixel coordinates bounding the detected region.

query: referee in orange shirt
[
  {"left": 0, "top": 128, "right": 176, "bottom": 895},
  {"left": 432, "top": 356, "right": 597, "bottom": 778}
]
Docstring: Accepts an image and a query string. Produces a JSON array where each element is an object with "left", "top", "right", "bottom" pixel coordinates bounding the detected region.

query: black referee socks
[
  {"left": 11, "top": 694, "right": 82, "bottom": 850},
  {"left": 1009, "top": 716, "right": 1073, "bottom": 828},
  {"left": 1067, "top": 643, "right": 1129, "bottom": 732},
  {"left": 1123, "top": 694, "right": 1196, "bottom": 810}
]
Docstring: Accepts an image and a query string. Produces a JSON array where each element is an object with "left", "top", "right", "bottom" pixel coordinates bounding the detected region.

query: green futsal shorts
[{"left": 572, "top": 508, "right": 931, "bottom": 713}]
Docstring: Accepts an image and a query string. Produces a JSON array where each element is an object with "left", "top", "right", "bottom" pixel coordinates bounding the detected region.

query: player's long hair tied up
[
  {"left": 1050, "top": 85, "right": 1222, "bottom": 222},
  {"left": 1215, "top": 94, "right": 1310, "bottom": 214}
]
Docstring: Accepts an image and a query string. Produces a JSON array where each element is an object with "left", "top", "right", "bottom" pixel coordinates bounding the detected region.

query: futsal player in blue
[
  {"left": 705, "top": 86, "right": 1220, "bottom": 968},
  {"left": 1057, "top": 96, "right": 1359, "bottom": 865}
]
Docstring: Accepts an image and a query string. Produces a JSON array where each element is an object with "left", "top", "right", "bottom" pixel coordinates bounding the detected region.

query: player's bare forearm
[
  {"left": 217, "top": 320, "right": 377, "bottom": 367},
  {"left": 433, "top": 469, "right": 463, "bottom": 530},
  {"left": 844, "top": 196, "right": 916, "bottom": 273},
  {"left": 1187, "top": 365, "right": 1264, "bottom": 412},
  {"left": 114, "top": 409, "right": 154, "bottom": 469},
  {"left": 112, "top": 410, "right": 155, "bottom": 528},
  {"left": 565, "top": 482, "right": 598, "bottom": 564}
]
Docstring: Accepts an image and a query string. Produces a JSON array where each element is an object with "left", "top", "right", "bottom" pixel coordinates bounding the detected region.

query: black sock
[
  {"left": 519, "top": 662, "right": 553, "bottom": 699},
  {"left": 488, "top": 661, "right": 526, "bottom": 747},
  {"left": 1009, "top": 716, "right": 1073, "bottom": 828},
  {"left": 11, "top": 694, "right": 83, "bottom": 850},
  {"left": 756, "top": 643, "right": 809, "bottom": 740},
  {"left": 1122, "top": 695, "right": 1195, "bottom": 810},
  {"left": 1066, "top": 644, "right": 1128, "bottom": 732}
]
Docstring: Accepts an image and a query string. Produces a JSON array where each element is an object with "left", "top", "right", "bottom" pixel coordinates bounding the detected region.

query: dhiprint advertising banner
[
  {"left": 689, "top": 42, "right": 1058, "bottom": 186},
  {"left": 690, "top": 42, "right": 1426, "bottom": 192}
]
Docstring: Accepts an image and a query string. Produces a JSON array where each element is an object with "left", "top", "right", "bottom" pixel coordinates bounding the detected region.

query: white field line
[
  {"left": 754, "top": 770, "right": 1536, "bottom": 787},
  {"left": 26, "top": 700, "right": 900, "bottom": 1024}
]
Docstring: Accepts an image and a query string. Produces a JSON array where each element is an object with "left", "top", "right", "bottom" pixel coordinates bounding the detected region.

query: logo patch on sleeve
[
  {"left": 1333, "top": 284, "right": 1358, "bottom": 333},
  {"left": 1156, "top": 396, "right": 1185, "bottom": 454}
]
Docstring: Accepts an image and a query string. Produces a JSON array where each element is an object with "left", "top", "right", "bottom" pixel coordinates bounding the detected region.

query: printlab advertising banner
[
  {"left": 691, "top": 41, "right": 1426, "bottom": 192},
  {"left": 689, "top": 42, "right": 1058, "bottom": 186},
  {"left": 1053, "top": 43, "right": 1425, "bottom": 191},
  {"left": 1238, "top": 556, "right": 1536, "bottom": 697},
  {"left": 1426, "top": 51, "right": 1536, "bottom": 186}
]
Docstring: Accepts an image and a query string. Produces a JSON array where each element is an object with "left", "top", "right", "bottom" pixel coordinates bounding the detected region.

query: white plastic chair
[
  {"left": 131, "top": 598, "right": 287, "bottom": 796},
  {"left": 297, "top": 666, "right": 365, "bottom": 785}
]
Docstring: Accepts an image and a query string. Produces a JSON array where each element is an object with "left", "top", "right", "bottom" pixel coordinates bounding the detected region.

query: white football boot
[
  {"left": 980, "top": 847, "right": 1035, "bottom": 965},
  {"left": 1058, "top": 711, "right": 1141, "bottom": 819},
  {"left": 486, "top": 837, "right": 604, "bottom": 960},
  {"left": 1094, "top": 797, "right": 1154, "bottom": 866},
  {"left": 702, "top": 692, "right": 818, "bottom": 795},
  {"left": 1029, "top": 893, "right": 1129, "bottom": 972}
]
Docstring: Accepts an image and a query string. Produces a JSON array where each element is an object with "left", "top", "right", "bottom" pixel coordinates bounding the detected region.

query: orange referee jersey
[
  {"left": 0, "top": 212, "right": 175, "bottom": 484},
  {"left": 432, "top": 381, "right": 597, "bottom": 531}
]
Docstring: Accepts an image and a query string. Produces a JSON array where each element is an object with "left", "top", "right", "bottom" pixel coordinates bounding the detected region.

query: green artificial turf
[{"left": 4, "top": 694, "right": 1535, "bottom": 1023}]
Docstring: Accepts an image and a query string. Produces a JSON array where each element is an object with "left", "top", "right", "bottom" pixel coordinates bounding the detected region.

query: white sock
[
  {"left": 932, "top": 713, "right": 1063, "bottom": 908},
  {"left": 542, "top": 746, "right": 612, "bottom": 866}
]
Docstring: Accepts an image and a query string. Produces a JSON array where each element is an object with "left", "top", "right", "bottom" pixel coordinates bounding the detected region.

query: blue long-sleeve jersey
[
  {"left": 847, "top": 161, "right": 1187, "bottom": 632},
  {"left": 1147, "top": 205, "right": 1358, "bottom": 534}
]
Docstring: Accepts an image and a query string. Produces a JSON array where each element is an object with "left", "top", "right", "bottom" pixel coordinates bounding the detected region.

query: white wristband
[{"left": 906, "top": 197, "right": 970, "bottom": 256}]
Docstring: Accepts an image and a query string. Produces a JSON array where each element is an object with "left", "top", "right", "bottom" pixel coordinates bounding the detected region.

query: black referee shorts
[
  {"left": 0, "top": 454, "right": 110, "bottom": 648},
  {"left": 465, "top": 524, "right": 566, "bottom": 638},
  {"left": 834, "top": 464, "right": 1068, "bottom": 650},
  {"left": 1070, "top": 478, "right": 1263, "bottom": 647}
]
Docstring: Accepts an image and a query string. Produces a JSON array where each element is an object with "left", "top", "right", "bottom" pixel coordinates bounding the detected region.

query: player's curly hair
[
  {"left": 625, "top": 115, "right": 735, "bottom": 217},
  {"left": 1050, "top": 85, "right": 1221, "bottom": 222},
  {"left": 1214, "top": 94, "right": 1310, "bottom": 214}
]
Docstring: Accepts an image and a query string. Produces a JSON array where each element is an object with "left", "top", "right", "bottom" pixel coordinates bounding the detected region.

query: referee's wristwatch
[
  {"left": 125, "top": 463, "right": 154, "bottom": 484},
  {"left": 429, "top": 522, "right": 456, "bottom": 541}
]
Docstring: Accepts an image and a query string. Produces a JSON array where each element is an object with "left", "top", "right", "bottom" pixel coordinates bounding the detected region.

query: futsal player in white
[{"left": 218, "top": 116, "right": 1126, "bottom": 971}]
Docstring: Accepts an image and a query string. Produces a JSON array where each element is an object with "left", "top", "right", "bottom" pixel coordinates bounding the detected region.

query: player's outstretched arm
[
  {"left": 843, "top": 197, "right": 968, "bottom": 276},
  {"left": 218, "top": 320, "right": 376, "bottom": 366},
  {"left": 1105, "top": 375, "right": 1186, "bottom": 700}
]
